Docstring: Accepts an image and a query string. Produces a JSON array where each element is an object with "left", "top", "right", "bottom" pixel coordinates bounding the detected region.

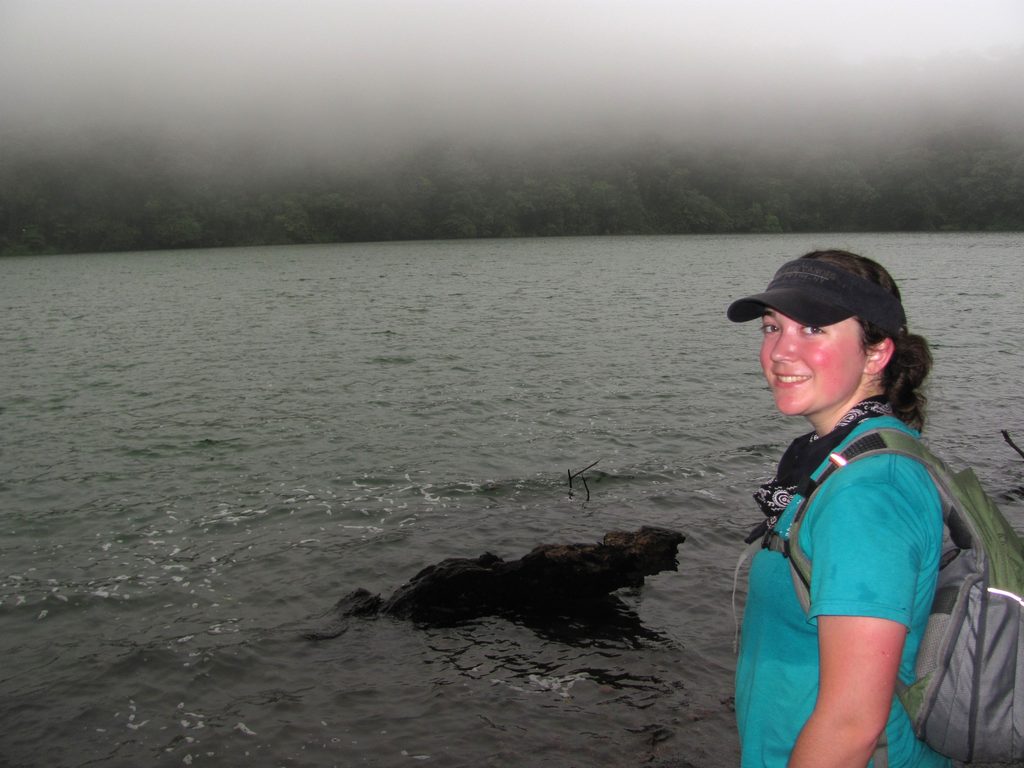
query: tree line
[{"left": 2, "top": 128, "right": 1022, "bottom": 256}]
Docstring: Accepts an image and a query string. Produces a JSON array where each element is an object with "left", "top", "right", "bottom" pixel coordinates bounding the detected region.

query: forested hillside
[{"left": 2, "top": 127, "right": 1022, "bottom": 256}]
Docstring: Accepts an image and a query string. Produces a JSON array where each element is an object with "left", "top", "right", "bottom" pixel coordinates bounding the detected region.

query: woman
[{"left": 727, "top": 250, "right": 950, "bottom": 767}]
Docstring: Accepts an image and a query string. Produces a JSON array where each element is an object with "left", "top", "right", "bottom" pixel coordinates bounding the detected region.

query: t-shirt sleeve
[{"left": 800, "top": 455, "right": 936, "bottom": 627}]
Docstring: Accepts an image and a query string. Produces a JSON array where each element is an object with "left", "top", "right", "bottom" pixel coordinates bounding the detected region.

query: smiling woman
[
  {"left": 728, "top": 250, "right": 949, "bottom": 768},
  {"left": 757, "top": 311, "right": 890, "bottom": 436}
]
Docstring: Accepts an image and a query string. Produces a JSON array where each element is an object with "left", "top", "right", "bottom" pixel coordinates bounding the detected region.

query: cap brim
[{"left": 727, "top": 288, "right": 854, "bottom": 327}]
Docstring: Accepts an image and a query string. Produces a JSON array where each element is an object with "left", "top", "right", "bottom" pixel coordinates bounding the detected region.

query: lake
[{"left": 2, "top": 233, "right": 1023, "bottom": 767}]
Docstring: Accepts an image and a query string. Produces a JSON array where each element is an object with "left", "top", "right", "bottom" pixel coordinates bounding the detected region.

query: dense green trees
[{"left": 1, "top": 129, "right": 1022, "bottom": 256}]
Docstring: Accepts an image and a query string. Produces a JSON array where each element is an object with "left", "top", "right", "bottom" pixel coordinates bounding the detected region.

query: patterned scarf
[{"left": 744, "top": 397, "right": 894, "bottom": 545}]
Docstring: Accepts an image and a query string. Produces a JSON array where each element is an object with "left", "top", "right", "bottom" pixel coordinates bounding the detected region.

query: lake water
[{"left": 2, "top": 233, "right": 1023, "bottom": 768}]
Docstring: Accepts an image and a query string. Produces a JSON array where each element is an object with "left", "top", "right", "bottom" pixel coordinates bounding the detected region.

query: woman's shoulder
[
  {"left": 826, "top": 448, "right": 936, "bottom": 501},
  {"left": 814, "top": 420, "right": 942, "bottom": 532},
  {"left": 824, "top": 415, "right": 928, "bottom": 486}
]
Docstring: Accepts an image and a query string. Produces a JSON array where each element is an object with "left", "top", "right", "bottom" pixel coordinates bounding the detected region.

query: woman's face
[{"left": 759, "top": 309, "right": 891, "bottom": 435}]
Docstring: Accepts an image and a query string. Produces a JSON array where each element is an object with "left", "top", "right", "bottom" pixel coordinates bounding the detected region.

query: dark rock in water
[{"left": 306, "top": 526, "right": 684, "bottom": 639}]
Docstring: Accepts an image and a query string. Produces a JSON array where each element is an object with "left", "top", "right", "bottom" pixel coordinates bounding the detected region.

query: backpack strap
[
  {"left": 784, "top": 428, "right": 906, "bottom": 610},
  {"left": 783, "top": 427, "right": 926, "bottom": 768},
  {"left": 735, "top": 430, "right": 898, "bottom": 636}
]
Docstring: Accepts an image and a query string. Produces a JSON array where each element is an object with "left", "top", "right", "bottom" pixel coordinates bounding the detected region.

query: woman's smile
[{"left": 772, "top": 373, "right": 811, "bottom": 385}]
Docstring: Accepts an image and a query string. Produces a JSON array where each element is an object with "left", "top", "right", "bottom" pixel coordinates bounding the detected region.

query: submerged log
[{"left": 307, "top": 526, "right": 684, "bottom": 637}]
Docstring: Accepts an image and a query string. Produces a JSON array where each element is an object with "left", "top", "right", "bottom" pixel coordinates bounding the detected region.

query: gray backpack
[{"left": 786, "top": 427, "right": 1024, "bottom": 764}]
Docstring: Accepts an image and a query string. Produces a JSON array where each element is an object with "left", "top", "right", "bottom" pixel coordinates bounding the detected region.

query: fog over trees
[
  {"left": 2, "top": 1, "right": 1022, "bottom": 255},
  {"left": 3, "top": 125, "right": 1022, "bottom": 255}
]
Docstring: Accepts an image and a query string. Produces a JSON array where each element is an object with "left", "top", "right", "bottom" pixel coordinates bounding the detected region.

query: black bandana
[{"left": 744, "top": 397, "right": 894, "bottom": 544}]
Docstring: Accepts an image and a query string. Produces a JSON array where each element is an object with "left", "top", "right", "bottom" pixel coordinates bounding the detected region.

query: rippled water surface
[{"left": 2, "top": 233, "right": 1023, "bottom": 767}]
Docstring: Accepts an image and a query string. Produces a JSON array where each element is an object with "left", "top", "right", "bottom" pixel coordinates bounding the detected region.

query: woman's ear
[{"left": 864, "top": 337, "right": 895, "bottom": 375}]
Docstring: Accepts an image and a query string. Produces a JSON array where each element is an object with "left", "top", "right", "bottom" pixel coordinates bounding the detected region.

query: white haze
[{"left": 1, "top": 0, "right": 1023, "bottom": 157}]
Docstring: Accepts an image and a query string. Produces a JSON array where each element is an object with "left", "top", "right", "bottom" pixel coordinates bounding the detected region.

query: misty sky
[{"left": 2, "top": 0, "right": 1022, "bottom": 153}]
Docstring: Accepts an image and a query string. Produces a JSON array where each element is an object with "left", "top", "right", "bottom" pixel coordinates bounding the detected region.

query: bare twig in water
[
  {"left": 568, "top": 459, "right": 601, "bottom": 501},
  {"left": 1003, "top": 431, "right": 1024, "bottom": 462}
]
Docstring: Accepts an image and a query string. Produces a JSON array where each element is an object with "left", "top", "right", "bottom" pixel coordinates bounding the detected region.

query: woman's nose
[{"left": 767, "top": 331, "right": 797, "bottom": 361}]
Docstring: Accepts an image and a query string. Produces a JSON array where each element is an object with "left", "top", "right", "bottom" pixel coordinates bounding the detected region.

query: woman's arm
[{"left": 788, "top": 615, "right": 907, "bottom": 768}]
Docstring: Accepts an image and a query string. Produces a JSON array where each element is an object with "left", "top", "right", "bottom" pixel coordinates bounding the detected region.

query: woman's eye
[
  {"left": 803, "top": 325, "right": 825, "bottom": 335},
  {"left": 760, "top": 324, "right": 777, "bottom": 335}
]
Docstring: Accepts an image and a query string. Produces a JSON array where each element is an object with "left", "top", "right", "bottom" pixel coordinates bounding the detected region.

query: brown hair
[{"left": 800, "top": 250, "right": 932, "bottom": 431}]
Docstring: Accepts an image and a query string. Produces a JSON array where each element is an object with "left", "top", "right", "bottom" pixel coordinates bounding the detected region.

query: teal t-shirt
[{"left": 735, "top": 417, "right": 951, "bottom": 767}]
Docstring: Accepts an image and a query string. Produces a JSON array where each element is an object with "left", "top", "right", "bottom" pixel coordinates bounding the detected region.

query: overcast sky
[{"left": 2, "top": 0, "right": 1022, "bottom": 153}]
